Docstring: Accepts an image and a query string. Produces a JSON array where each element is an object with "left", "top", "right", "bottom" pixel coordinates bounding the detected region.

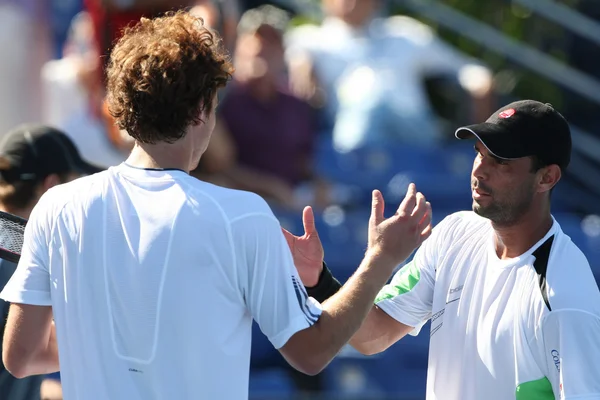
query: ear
[{"left": 537, "top": 164, "right": 561, "bottom": 193}]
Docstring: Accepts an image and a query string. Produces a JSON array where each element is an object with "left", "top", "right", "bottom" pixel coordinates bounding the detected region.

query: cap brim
[{"left": 455, "top": 122, "right": 529, "bottom": 160}]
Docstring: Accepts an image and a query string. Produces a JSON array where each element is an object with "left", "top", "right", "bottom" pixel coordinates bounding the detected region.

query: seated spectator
[
  {"left": 202, "top": 5, "right": 330, "bottom": 210},
  {"left": 285, "top": 0, "right": 494, "bottom": 151},
  {"left": 0, "top": 124, "right": 102, "bottom": 400}
]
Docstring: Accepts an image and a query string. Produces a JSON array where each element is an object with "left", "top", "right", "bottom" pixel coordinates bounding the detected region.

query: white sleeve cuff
[
  {"left": 269, "top": 314, "right": 316, "bottom": 350},
  {"left": 376, "top": 299, "right": 425, "bottom": 336},
  {"left": 0, "top": 288, "right": 52, "bottom": 306}
]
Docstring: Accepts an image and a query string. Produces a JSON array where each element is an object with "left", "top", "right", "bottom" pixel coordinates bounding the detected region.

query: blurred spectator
[
  {"left": 0, "top": 1, "right": 53, "bottom": 136},
  {"left": 190, "top": 0, "right": 242, "bottom": 53},
  {"left": 285, "top": 0, "right": 494, "bottom": 151},
  {"left": 42, "top": 1, "right": 239, "bottom": 170},
  {"left": 41, "top": 11, "right": 130, "bottom": 168},
  {"left": 0, "top": 124, "right": 102, "bottom": 400},
  {"left": 49, "top": 0, "right": 84, "bottom": 58},
  {"left": 203, "top": 5, "right": 330, "bottom": 210}
]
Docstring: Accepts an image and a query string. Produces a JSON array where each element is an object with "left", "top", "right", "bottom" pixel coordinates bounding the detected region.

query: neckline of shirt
[
  {"left": 487, "top": 217, "right": 559, "bottom": 269},
  {"left": 115, "top": 162, "right": 189, "bottom": 180}
]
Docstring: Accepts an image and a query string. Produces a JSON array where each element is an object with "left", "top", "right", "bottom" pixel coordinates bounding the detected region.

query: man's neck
[
  {"left": 492, "top": 207, "right": 554, "bottom": 259},
  {"left": 125, "top": 139, "right": 196, "bottom": 173}
]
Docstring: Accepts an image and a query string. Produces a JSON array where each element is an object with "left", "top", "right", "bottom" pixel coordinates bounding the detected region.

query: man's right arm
[
  {"left": 348, "top": 305, "right": 414, "bottom": 356},
  {"left": 331, "top": 211, "right": 456, "bottom": 356},
  {"left": 279, "top": 252, "right": 406, "bottom": 374},
  {"left": 272, "top": 185, "right": 431, "bottom": 375}
]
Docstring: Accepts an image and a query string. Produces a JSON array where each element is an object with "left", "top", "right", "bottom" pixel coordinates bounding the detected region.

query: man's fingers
[
  {"left": 419, "top": 201, "right": 432, "bottom": 228},
  {"left": 371, "top": 189, "right": 385, "bottom": 224},
  {"left": 418, "top": 202, "right": 433, "bottom": 241},
  {"left": 302, "top": 206, "right": 317, "bottom": 236},
  {"left": 420, "top": 222, "right": 433, "bottom": 241},
  {"left": 397, "top": 183, "right": 417, "bottom": 215},
  {"left": 411, "top": 192, "right": 427, "bottom": 221}
]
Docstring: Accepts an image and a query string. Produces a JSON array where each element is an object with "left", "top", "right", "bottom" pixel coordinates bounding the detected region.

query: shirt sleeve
[
  {"left": 0, "top": 194, "right": 53, "bottom": 306},
  {"left": 231, "top": 211, "right": 322, "bottom": 350},
  {"left": 540, "top": 310, "right": 600, "bottom": 399},
  {"left": 374, "top": 215, "right": 448, "bottom": 336}
]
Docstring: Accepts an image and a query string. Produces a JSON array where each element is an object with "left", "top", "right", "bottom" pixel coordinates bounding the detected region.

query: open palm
[{"left": 281, "top": 206, "right": 324, "bottom": 287}]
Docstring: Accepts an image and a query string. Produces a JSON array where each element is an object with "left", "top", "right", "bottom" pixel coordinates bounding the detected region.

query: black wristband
[{"left": 305, "top": 262, "right": 342, "bottom": 303}]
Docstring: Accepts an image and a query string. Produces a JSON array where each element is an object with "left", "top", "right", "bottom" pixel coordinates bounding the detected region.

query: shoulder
[
  {"left": 184, "top": 180, "right": 278, "bottom": 224},
  {"left": 380, "top": 15, "right": 438, "bottom": 44},
  {"left": 421, "top": 211, "right": 491, "bottom": 257},
  {"left": 434, "top": 211, "right": 490, "bottom": 237},
  {"left": 284, "top": 22, "right": 323, "bottom": 51},
  {"left": 545, "top": 225, "right": 600, "bottom": 316},
  {"left": 38, "top": 171, "right": 106, "bottom": 214}
]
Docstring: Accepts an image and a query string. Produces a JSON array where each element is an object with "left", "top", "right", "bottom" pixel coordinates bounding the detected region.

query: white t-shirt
[
  {"left": 285, "top": 16, "right": 489, "bottom": 150},
  {"left": 376, "top": 211, "right": 600, "bottom": 400},
  {"left": 0, "top": 163, "right": 322, "bottom": 400}
]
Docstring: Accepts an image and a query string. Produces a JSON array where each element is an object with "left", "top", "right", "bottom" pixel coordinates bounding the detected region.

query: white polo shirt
[
  {"left": 376, "top": 211, "right": 600, "bottom": 400},
  {"left": 0, "top": 163, "right": 322, "bottom": 400}
]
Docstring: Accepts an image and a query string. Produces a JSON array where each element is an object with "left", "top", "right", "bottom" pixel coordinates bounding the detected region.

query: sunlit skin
[
  {"left": 471, "top": 141, "right": 538, "bottom": 225},
  {"left": 471, "top": 140, "right": 561, "bottom": 259}
]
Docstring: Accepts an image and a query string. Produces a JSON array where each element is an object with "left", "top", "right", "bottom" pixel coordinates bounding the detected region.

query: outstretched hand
[
  {"left": 282, "top": 206, "right": 324, "bottom": 287},
  {"left": 367, "top": 184, "right": 433, "bottom": 267}
]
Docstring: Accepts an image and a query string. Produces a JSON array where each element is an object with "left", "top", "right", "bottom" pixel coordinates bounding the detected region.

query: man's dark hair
[
  {"left": 106, "top": 10, "right": 234, "bottom": 144},
  {"left": 0, "top": 173, "right": 72, "bottom": 212},
  {"left": 530, "top": 155, "right": 547, "bottom": 173},
  {"left": 530, "top": 155, "right": 559, "bottom": 196}
]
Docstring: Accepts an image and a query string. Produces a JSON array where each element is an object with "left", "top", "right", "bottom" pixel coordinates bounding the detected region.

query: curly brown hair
[{"left": 106, "top": 11, "right": 233, "bottom": 144}]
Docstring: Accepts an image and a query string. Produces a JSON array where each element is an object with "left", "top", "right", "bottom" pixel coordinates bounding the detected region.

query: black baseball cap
[
  {"left": 0, "top": 124, "right": 104, "bottom": 184},
  {"left": 455, "top": 100, "right": 572, "bottom": 170}
]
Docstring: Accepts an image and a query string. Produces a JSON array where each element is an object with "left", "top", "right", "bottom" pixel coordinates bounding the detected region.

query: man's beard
[{"left": 472, "top": 180, "right": 534, "bottom": 226}]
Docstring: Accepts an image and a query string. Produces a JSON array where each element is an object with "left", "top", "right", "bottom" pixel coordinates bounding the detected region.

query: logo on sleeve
[{"left": 551, "top": 350, "right": 560, "bottom": 372}]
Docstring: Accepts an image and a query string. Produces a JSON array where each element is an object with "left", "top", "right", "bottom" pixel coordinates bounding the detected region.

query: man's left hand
[{"left": 281, "top": 206, "right": 324, "bottom": 287}]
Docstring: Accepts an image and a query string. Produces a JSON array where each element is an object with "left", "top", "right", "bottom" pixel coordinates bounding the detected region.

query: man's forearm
[
  {"left": 316, "top": 256, "right": 391, "bottom": 355},
  {"left": 282, "top": 252, "right": 395, "bottom": 374},
  {"left": 20, "top": 322, "right": 59, "bottom": 377}
]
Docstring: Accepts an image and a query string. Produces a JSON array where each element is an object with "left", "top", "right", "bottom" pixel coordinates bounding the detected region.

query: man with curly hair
[{"left": 0, "top": 10, "right": 433, "bottom": 400}]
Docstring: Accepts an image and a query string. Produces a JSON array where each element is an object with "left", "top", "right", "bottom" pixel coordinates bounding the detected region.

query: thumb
[
  {"left": 302, "top": 206, "right": 317, "bottom": 236},
  {"left": 371, "top": 190, "right": 385, "bottom": 224}
]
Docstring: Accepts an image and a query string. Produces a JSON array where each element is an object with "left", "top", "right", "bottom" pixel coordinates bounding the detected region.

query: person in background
[
  {"left": 285, "top": 0, "right": 494, "bottom": 151},
  {"left": 208, "top": 5, "right": 330, "bottom": 210},
  {"left": 0, "top": 124, "right": 102, "bottom": 400}
]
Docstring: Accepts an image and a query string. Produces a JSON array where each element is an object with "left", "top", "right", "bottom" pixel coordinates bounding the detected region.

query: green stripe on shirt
[
  {"left": 375, "top": 261, "right": 421, "bottom": 303},
  {"left": 516, "top": 377, "right": 554, "bottom": 400}
]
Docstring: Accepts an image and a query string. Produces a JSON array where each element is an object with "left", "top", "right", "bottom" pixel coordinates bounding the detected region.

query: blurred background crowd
[{"left": 0, "top": 0, "right": 599, "bottom": 399}]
